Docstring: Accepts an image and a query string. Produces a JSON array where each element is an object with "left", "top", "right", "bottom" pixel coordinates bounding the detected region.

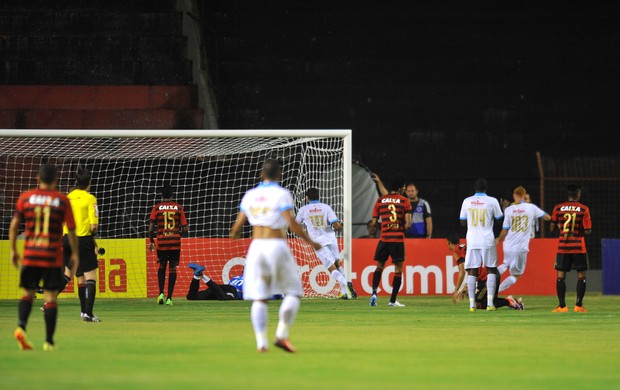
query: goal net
[{"left": 0, "top": 130, "right": 351, "bottom": 299}]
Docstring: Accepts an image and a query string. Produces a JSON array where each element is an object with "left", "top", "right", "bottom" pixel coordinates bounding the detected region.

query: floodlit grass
[{"left": 1, "top": 294, "right": 619, "bottom": 389}]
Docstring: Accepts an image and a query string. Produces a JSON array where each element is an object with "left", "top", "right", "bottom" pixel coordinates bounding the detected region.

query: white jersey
[
  {"left": 502, "top": 201, "right": 547, "bottom": 252},
  {"left": 240, "top": 182, "right": 293, "bottom": 229},
  {"left": 295, "top": 201, "right": 339, "bottom": 245},
  {"left": 459, "top": 192, "right": 503, "bottom": 249}
]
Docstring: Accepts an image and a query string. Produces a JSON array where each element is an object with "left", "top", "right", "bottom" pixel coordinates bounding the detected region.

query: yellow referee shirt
[{"left": 63, "top": 189, "right": 99, "bottom": 236}]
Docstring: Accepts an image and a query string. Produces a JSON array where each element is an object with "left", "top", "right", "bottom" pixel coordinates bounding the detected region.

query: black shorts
[
  {"left": 63, "top": 235, "right": 99, "bottom": 276},
  {"left": 554, "top": 253, "right": 589, "bottom": 272},
  {"left": 374, "top": 241, "right": 405, "bottom": 263},
  {"left": 157, "top": 250, "right": 181, "bottom": 268},
  {"left": 20, "top": 266, "right": 64, "bottom": 291}
]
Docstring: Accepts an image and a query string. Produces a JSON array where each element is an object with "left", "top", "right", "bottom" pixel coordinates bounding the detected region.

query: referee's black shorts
[{"left": 63, "top": 235, "right": 99, "bottom": 276}]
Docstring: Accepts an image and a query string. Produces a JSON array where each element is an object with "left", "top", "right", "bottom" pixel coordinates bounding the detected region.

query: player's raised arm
[{"left": 230, "top": 211, "right": 248, "bottom": 239}]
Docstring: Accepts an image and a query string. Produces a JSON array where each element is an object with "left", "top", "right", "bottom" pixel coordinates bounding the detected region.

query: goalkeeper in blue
[{"left": 296, "top": 188, "right": 357, "bottom": 299}]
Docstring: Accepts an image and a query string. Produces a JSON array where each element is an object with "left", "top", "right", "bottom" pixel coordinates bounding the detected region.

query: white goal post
[{"left": 0, "top": 129, "right": 352, "bottom": 299}]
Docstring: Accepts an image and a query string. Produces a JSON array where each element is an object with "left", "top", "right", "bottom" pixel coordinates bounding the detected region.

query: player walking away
[
  {"left": 496, "top": 186, "right": 551, "bottom": 292},
  {"left": 550, "top": 185, "right": 592, "bottom": 313},
  {"left": 148, "top": 184, "right": 188, "bottom": 306},
  {"left": 230, "top": 159, "right": 321, "bottom": 353},
  {"left": 369, "top": 175, "right": 412, "bottom": 307},
  {"left": 295, "top": 187, "right": 357, "bottom": 299},
  {"left": 459, "top": 178, "right": 503, "bottom": 311},
  {"left": 448, "top": 234, "right": 523, "bottom": 309},
  {"left": 58, "top": 167, "right": 102, "bottom": 322},
  {"left": 10, "top": 164, "right": 79, "bottom": 351}
]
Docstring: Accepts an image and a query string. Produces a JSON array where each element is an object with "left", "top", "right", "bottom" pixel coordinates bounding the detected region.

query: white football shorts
[
  {"left": 314, "top": 242, "right": 340, "bottom": 269},
  {"left": 242, "top": 238, "right": 302, "bottom": 300},
  {"left": 501, "top": 251, "right": 528, "bottom": 275},
  {"left": 464, "top": 247, "right": 498, "bottom": 269}
]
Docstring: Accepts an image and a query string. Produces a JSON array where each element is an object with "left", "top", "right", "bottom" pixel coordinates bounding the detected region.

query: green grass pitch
[{"left": 1, "top": 295, "right": 620, "bottom": 389}]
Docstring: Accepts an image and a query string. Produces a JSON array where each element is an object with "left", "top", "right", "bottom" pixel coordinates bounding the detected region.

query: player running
[
  {"left": 496, "top": 186, "right": 550, "bottom": 292},
  {"left": 230, "top": 159, "right": 321, "bottom": 353},
  {"left": 10, "top": 164, "right": 79, "bottom": 351},
  {"left": 295, "top": 188, "right": 357, "bottom": 299}
]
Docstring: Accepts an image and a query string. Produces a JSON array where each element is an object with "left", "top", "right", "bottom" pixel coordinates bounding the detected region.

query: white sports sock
[
  {"left": 487, "top": 273, "right": 497, "bottom": 307},
  {"left": 201, "top": 275, "right": 211, "bottom": 284},
  {"left": 331, "top": 269, "right": 348, "bottom": 295},
  {"left": 193, "top": 275, "right": 201, "bottom": 280},
  {"left": 251, "top": 301, "right": 268, "bottom": 350},
  {"left": 499, "top": 275, "right": 517, "bottom": 292},
  {"left": 276, "top": 295, "right": 300, "bottom": 340},
  {"left": 337, "top": 265, "right": 347, "bottom": 279},
  {"left": 467, "top": 275, "right": 477, "bottom": 308},
  {"left": 497, "top": 263, "right": 507, "bottom": 275}
]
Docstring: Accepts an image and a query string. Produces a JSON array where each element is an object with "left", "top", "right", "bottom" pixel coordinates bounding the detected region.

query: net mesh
[{"left": 0, "top": 134, "right": 345, "bottom": 299}]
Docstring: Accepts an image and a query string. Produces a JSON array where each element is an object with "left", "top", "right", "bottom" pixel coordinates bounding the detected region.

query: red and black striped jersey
[
  {"left": 451, "top": 243, "right": 466, "bottom": 265},
  {"left": 15, "top": 188, "right": 76, "bottom": 268},
  {"left": 551, "top": 201, "right": 592, "bottom": 254},
  {"left": 149, "top": 201, "right": 188, "bottom": 251},
  {"left": 372, "top": 193, "right": 412, "bottom": 242}
]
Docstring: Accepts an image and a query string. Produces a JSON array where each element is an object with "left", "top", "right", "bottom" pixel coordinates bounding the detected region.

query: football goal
[{"left": 0, "top": 130, "right": 351, "bottom": 299}]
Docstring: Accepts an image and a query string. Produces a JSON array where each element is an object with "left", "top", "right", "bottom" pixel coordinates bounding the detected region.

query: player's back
[
  {"left": 551, "top": 200, "right": 591, "bottom": 253},
  {"left": 150, "top": 200, "right": 187, "bottom": 250},
  {"left": 241, "top": 182, "right": 292, "bottom": 229},
  {"left": 503, "top": 202, "right": 546, "bottom": 252},
  {"left": 18, "top": 187, "right": 72, "bottom": 268},
  {"left": 296, "top": 201, "right": 338, "bottom": 243},
  {"left": 460, "top": 193, "right": 502, "bottom": 248},
  {"left": 373, "top": 193, "right": 412, "bottom": 242}
]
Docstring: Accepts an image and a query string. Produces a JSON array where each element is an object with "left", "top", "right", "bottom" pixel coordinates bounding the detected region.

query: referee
[{"left": 59, "top": 167, "right": 101, "bottom": 322}]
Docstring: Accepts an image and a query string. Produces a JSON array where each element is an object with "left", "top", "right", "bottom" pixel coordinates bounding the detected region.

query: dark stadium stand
[{"left": 0, "top": 0, "right": 202, "bottom": 129}]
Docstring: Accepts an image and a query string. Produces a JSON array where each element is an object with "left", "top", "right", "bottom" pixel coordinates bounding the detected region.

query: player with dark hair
[
  {"left": 447, "top": 234, "right": 522, "bottom": 310},
  {"left": 550, "top": 185, "right": 592, "bottom": 313},
  {"left": 369, "top": 174, "right": 412, "bottom": 307},
  {"left": 296, "top": 187, "right": 357, "bottom": 299},
  {"left": 459, "top": 178, "right": 503, "bottom": 311},
  {"left": 230, "top": 159, "right": 321, "bottom": 353},
  {"left": 10, "top": 164, "right": 79, "bottom": 350},
  {"left": 148, "top": 183, "right": 188, "bottom": 306},
  {"left": 59, "top": 166, "right": 102, "bottom": 322}
]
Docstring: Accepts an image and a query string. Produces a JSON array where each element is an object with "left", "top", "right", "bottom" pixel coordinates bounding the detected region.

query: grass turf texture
[{"left": 1, "top": 295, "right": 620, "bottom": 389}]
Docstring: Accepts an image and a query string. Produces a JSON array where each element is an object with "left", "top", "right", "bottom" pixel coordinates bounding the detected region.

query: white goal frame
[{"left": 0, "top": 129, "right": 353, "bottom": 282}]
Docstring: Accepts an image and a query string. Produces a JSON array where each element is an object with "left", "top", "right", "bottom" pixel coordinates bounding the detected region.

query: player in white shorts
[
  {"left": 496, "top": 186, "right": 550, "bottom": 292},
  {"left": 230, "top": 159, "right": 320, "bottom": 353},
  {"left": 459, "top": 178, "right": 503, "bottom": 311},
  {"left": 296, "top": 188, "right": 357, "bottom": 299}
]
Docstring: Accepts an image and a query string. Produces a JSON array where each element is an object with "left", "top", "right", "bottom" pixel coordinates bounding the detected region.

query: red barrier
[{"left": 350, "top": 238, "right": 558, "bottom": 296}]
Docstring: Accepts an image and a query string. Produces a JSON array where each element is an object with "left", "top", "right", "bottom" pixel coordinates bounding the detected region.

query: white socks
[
  {"left": 275, "top": 295, "right": 300, "bottom": 340},
  {"left": 467, "top": 275, "right": 477, "bottom": 308},
  {"left": 251, "top": 301, "right": 268, "bottom": 350},
  {"left": 497, "top": 263, "right": 508, "bottom": 275},
  {"left": 201, "top": 275, "right": 211, "bottom": 283},
  {"left": 487, "top": 273, "right": 497, "bottom": 307},
  {"left": 337, "top": 265, "right": 347, "bottom": 279},
  {"left": 499, "top": 275, "right": 517, "bottom": 292},
  {"left": 331, "top": 269, "right": 348, "bottom": 295}
]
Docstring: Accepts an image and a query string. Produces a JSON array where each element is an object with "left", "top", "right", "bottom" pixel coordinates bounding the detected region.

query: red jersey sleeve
[
  {"left": 582, "top": 207, "right": 592, "bottom": 230},
  {"left": 149, "top": 205, "right": 158, "bottom": 222},
  {"left": 179, "top": 207, "right": 188, "bottom": 226}
]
